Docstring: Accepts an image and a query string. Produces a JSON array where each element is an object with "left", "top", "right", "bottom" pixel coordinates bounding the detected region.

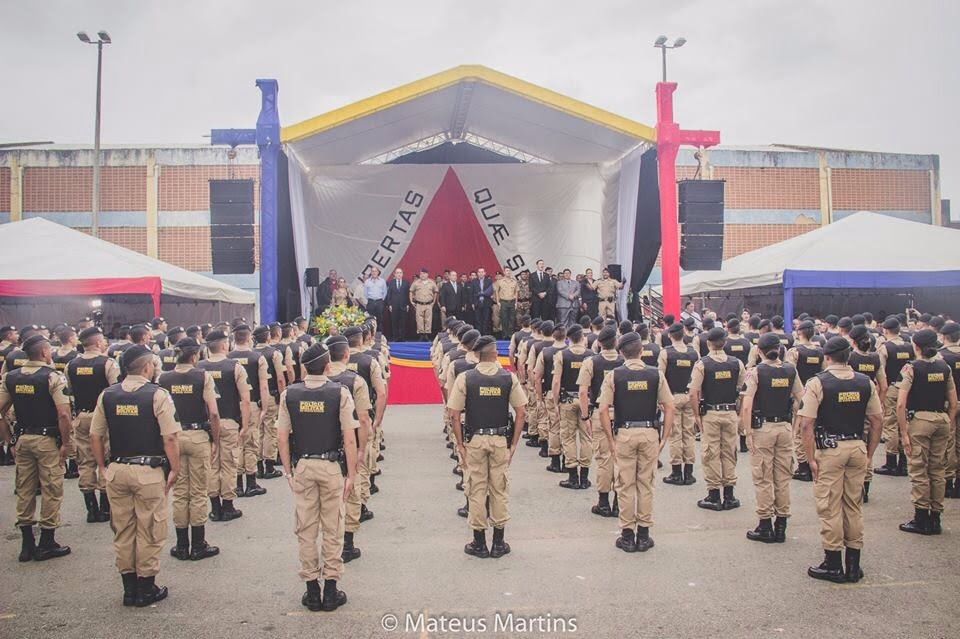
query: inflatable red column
[{"left": 655, "top": 82, "right": 720, "bottom": 318}]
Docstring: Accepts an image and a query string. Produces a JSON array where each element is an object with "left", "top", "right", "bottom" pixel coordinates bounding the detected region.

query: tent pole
[{"left": 783, "top": 285, "right": 793, "bottom": 329}]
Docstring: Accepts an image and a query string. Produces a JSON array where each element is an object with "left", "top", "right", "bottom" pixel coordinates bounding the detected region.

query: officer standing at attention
[
  {"left": 494, "top": 266, "right": 519, "bottom": 338},
  {"left": 798, "top": 337, "right": 882, "bottom": 583},
  {"left": 52, "top": 325, "right": 80, "bottom": 478},
  {"left": 66, "top": 326, "right": 120, "bottom": 523},
  {"left": 689, "top": 327, "right": 745, "bottom": 511},
  {"left": 874, "top": 317, "right": 914, "bottom": 477},
  {"left": 659, "top": 323, "right": 699, "bottom": 486},
  {"left": 90, "top": 344, "right": 181, "bottom": 606},
  {"left": 159, "top": 338, "right": 222, "bottom": 561},
  {"left": 345, "top": 325, "right": 387, "bottom": 511},
  {"left": 553, "top": 324, "right": 593, "bottom": 489},
  {"left": 449, "top": 335, "right": 527, "bottom": 559},
  {"left": 0, "top": 334, "right": 74, "bottom": 562},
  {"left": 278, "top": 342, "right": 358, "bottom": 612},
  {"left": 939, "top": 322, "right": 960, "bottom": 499},
  {"left": 198, "top": 329, "right": 249, "bottom": 522},
  {"left": 598, "top": 331, "right": 674, "bottom": 553},
  {"left": 740, "top": 333, "right": 804, "bottom": 543},
  {"left": 596, "top": 269, "right": 621, "bottom": 319},
  {"left": 533, "top": 322, "right": 566, "bottom": 473},
  {"left": 847, "top": 325, "right": 887, "bottom": 503},
  {"left": 158, "top": 326, "right": 187, "bottom": 372},
  {"left": 785, "top": 320, "right": 825, "bottom": 482},
  {"left": 409, "top": 267, "right": 439, "bottom": 342},
  {"left": 150, "top": 317, "right": 169, "bottom": 351},
  {"left": 228, "top": 325, "right": 270, "bottom": 498},
  {"left": 896, "top": 329, "right": 957, "bottom": 535},
  {"left": 254, "top": 325, "right": 286, "bottom": 480}
]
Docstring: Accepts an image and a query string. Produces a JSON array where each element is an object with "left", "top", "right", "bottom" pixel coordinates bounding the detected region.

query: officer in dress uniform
[
  {"left": 159, "top": 338, "right": 221, "bottom": 561},
  {"left": 553, "top": 325, "right": 593, "bottom": 489},
  {"left": 90, "top": 344, "right": 181, "bottom": 607},
  {"left": 254, "top": 325, "right": 286, "bottom": 480},
  {"left": 741, "top": 333, "right": 804, "bottom": 543},
  {"left": 198, "top": 329, "right": 248, "bottom": 522},
  {"left": 494, "top": 266, "right": 519, "bottom": 337},
  {"left": 785, "top": 320, "right": 825, "bottom": 482},
  {"left": 659, "top": 323, "right": 700, "bottom": 486},
  {"left": 534, "top": 322, "right": 567, "bottom": 473},
  {"left": 896, "top": 329, "right": 957, "bottom": 535},
  {"left": 578, "top": 325, "right": 623, "bottom": 516},
  {"left": 874, "top": 317, "right": 914, "bottom": 477},
  {"left": 409, "top": 268, "right": 439, "bottom": 342},
  {"left": 798, "top": 337, "right": 882, "bottom": 583},
  {"left": 66, "top": 326, "right": 120, "bottom": 523},
  {"left": 598, "top": 332, "right": 674, "bottom": 553},
  {"left": 0, "top": 334, "right": 74, "bottom": 562},
  {"left": 847, "top": 325, "right": 887, "bottom": 503},
  {"left": 278, "top": 342, "right": 358, "bottom": 612},
  {"left": 449, "top": 335, "right": 527, "bottom": 559},
  {"left": 157, "top": 326, "right": 186, "bottom": 372},
  {"left": 939, "top": 322, "right": 960, "bottom": 499},
  {"left": 689, "top": 327, "right": 746, "bottom": 511},
  {"left": 228, "top": 325, "right": 270, "bottom": 498},
  {"left": 596, "top": 270, "right": 620, "bottom": 319}
]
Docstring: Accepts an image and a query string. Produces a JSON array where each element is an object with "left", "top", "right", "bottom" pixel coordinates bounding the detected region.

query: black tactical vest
[
  {"left": 4, "top": 367, "right": 59, "bottom": 431},
  {"left": 723, "top": 336, "right": 751, "bottom": 365},
  {"left": 328, "top": 369, "right": 362, "bottom": 426},
  {"left": 540, "top": 345, "right": 562, "bottom": 393},
  {"left": 443, "top": 340, "right": 460, "bottom": 356},
  {"left": 754, "top": 363, "right": 796, "bottom": 418},
  {"left": 560, "top": 348, "right": 591, "bottom": 392},
  {"left": 664, "top": 345, "right": 697, "bottom": 394},
  {"left": 67, "top": 355, "right": 110, "bottom": 413},
  {"left": 640, "top": 342, "right": 661, "bottom": 367},
  {"left": 744, "top": 331, "right": 760, "bottom": 345},
  {"left": 586, "top": 332, "right": 599, "bottom": 351},
  {"left": 814, "top": 372, "right": 872, "bottom": 436},
  {"left": 255, "top": 345, "right": 280, "bottom": 396},
  {"left": 4, "top": 349, "right": 28, "bottom": 373},
  {"left": 452, "top": 357, "right": 477, "bottom": 379},
  {"left": 286, "top": 341, "right": 304, "bottom": 382},
  {"left": 348, "top": 351, "right": 377, "bottom": 403},
  {"left": 463, "top": 368, "right": 513, "bottom": 433},
  {"left": 153, "top": 332, "right": 168, "bottom": 351},
  {"left": 697, "top": 333, "right": 711, "bottom": 357},
  {"left": 52, "top": 349, "right": 78, "bottom": 372},
  {"left": 906, "top": 359, "right": 951, "bottom": 412},
  {"left": 848, "top": 351, "right": 880, "bottom": 382},
  {"left": 158, "top": 348, "right": 178, "bottom": 372},
  {"left": 228, "top": 349, "right": 262, "bottom": 403},
  {"left": 158, "top": 368, "right": 208, "bottom": 424},
  {"left": 102, "top": 383, "right": 164, "bottom": 457},
  {"left": 700, "top": 356, "right": 740, "bottom": 404},
  {"left": 612, "top": 365, "right": 660, "bottom": 425},
  {"left": 285, "top": 382, "right": 343, "bottom": 455},
  {"left": 589, "top": 353, "right": 624, "bottom": 405},
  {"left": 938, "top": 347, "right": 960, "bottom": 389},
  {"left": 794, "top": 344, "right": 824, "bottom": 384},
  {"left": 883, "top": 340, "right": 913, "bottom": 383},
  {"left": 197, "top": 358, "right": 241, "bottom": 421},
  {"left": 0, "top": 343, "right": 15, "bottom": 360},
  {"left": 107, "top": 341, "right": 133, "bottom": 361},
  {"left": 448, "top": 348, "right": 467, "bottom": 363},
  {"left": 777, "top": 333, "right": 795, "bottom": 349}
]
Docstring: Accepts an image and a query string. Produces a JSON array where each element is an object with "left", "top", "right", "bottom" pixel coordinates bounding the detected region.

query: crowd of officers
[
  {"left": 0, "top": 314, "right": 392, "bottom": 612},
  {"left": 432, "top": 307, "right": 958, "bottom": 583}
]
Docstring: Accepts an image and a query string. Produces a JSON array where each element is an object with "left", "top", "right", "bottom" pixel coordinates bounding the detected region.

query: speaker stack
[
  {"left": 678, "top": 179, "right": 724, "bottom": 271},
  {"left": 209, "top": 179, "right": 256, "bottom": 274}
]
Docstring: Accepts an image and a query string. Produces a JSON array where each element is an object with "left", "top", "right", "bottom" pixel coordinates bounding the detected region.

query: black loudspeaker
[
  {"left": 305, "top": 268, "right": 320, "bottom": 287},
  {"left": 210, "top": 179, "right": 255, "bottom": 274},
  {"left": 606, "top": 264, "right": 622, "bottom": 281},
  {"left": 679, "top": 179, "right": 724, "bottom": 270}
]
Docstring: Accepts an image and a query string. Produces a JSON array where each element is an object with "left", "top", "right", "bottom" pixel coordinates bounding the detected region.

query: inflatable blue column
[{"left": 255, "top": 79, "right": 280, "bottom": 323}]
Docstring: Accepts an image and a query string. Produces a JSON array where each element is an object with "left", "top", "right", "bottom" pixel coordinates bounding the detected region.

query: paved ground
[{"left": 1, "top": 404, "right": 958, "bottom": 638}]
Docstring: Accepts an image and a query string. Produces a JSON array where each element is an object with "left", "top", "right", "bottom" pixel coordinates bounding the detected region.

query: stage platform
[{"left": 386, "top": 340, "right": 511, "bottom": 405}]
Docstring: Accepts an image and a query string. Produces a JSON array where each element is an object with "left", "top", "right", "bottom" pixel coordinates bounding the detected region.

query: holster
[
  {"left": 289, "top": 434, "right": 300, "bottom": 468},
  {"left": 906, "top": 409, "right": 916, "bottom": 422},
  {"left": 751, "top": 413, "right": 763, "bottom": 429},
  {"left": 337, "top": 450, "right": 348, "bottom": 477},
  {"left": 699, "top": 401, "right": 707, "bottom": 416},
  {"left": 814, "top": 428, "right": 837, "bottom": 450}
]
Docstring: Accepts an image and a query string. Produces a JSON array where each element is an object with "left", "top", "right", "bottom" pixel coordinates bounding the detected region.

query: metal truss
[{"left": 359, "top": 132, "right": 551, "bottom": 165}]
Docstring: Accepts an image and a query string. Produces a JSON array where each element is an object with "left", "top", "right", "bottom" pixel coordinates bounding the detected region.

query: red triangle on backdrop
[{"left": 395, "top": 167, "right": 502, "bottom": 278}]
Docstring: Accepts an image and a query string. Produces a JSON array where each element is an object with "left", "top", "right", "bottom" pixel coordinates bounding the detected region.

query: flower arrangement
[{"left": 311, "top": 303, "right": 367, "bottom": 337}]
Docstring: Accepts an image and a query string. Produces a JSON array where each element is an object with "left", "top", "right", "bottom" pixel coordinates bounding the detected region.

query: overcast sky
[{"left": 2, "top": 1, "right": 957, "bottom": 207}]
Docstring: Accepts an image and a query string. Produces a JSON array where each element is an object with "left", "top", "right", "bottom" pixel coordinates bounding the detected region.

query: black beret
[
  {"left": 882, "top": 317, "right": 900, "bottom": 330},
  {"left": 940, "top": 321, "right": 960, "bottom": 337},
  {"left": 175, "top": 337, "right": 201, "bottom": 351},
  {"left": 123, "top": 344, "right": 153, "bottom": 365},
  {"left": 617, "top": 331, "right": 641, "bottom": 350},
  {"left": 324, "top": 334, "right": 348, "bottom": 346},
  {"left": 726, "top": 318, "right": 740, "bottom": 330},
  {"left": 662, "top": 314, "right": 675, "bottom": 325},
  {"left": 706, "top": 327, "right": 727, "bottom": 342},
  {"left": 849, "top": 325, "right": 870, "bottom": 342},
  {"left": 150, "top": 316, "right": 165, "bottom": 327},
  {"left": 591, "top": 316, "right": 604, "bottom": 327},
  {"left": 539, "top": 320, "right": 555, "bottom": 335},
  {"left": 22, "top": 334, "right": 49, "bottom": 351},
  {"left": 456, "top": 324, "right": 472, "bottom": 338},
  {"left": 445, "top": 316, "right": 459, "bottom": 328},
  {"left": 205, "top": 329, "right": 228, "bottom": 343},
  {"left": 342, "top": 325, "right": 363, "bottom": 338},
  {"left": 566, "top": 324, "right": 583, "bottom": 339},
  {"left": 771, "top": 315, "right": 784, "bottom": 328},
  {"left": 919, "top": 313, "right": 932, "bottom": 323},
  {"left": 78, "top": 326, "right": 103, "bottom": 341},
  {"left": 798, "top": 312, "right": 810, "bottom": 320},
  {"left": 166, "top": 326, "right": 185, "bottom": 337},
  {"left": 824, "top": 314, "right": 839, "bottom": 325},
  {"left": 530, "top": 318, "right": 543, "bottom": 329},
  {"left": 757, "top": 333, "right": 781, "bottom": 351},
  {"left": 837, "top": 317, "right": 853, "bottom": 329},
  {"left": 929, "top": 316, "right": 945, "bottom": 330},
  {"left": 896, "top": 313, "right": 908, "bottom": 323},
  {"left": 460, "top": 329, "right": 481, "bottom": 348},
  {"left": 798, "top": 320, "right": 815, "bottom": 330},
  {"left": 301, "top": 342, "right": 329, "bottom": 366},
  {"left": 823, "top": 336, "right": 851, "bottom": 356},
  {"left": 682, "top": 316, "right": 696, "bottom": 328},
  {"left": 268, "top": 321, "right": 281, "bottom": 329},
  {"left": 851, "top": 314, "right": 866, "bottom": 326},
  {"left": 252, "top": 325, "right": 270, "bottom": 337},
  {"left": 473, "top": 335, "right": 497, "bottom": 352},
  {"left": 912, "top": 328, "right": 940, "bottom": 349},
  {"left": 19, "top": 325, "right": 40, "bottom": 338},
  {"left": 758, "top": 319, "right": 771, "bottom": 330},
  {"left": 293, "top": 316, "right": 307, "bottom": 323},
  {"left": 0, "top": 325, "right": 16, "bottom": 334},
  {"left": 232, "top": 323, "right": 251, "bottom": 333},
  {"left": 361, "top": 323, "right": 372, "bottom": 335},
  {"left": 186, "top": 325, "right": 202, "bottom": 335},
  {"left": 597, "top": 326, "right": 617, "bottom": 343},
  {"left": 667, "top": 322, "right": 684, "bottom": 335}
]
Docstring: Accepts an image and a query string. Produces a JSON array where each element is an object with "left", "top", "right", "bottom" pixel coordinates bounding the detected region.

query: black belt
[
  {"left": 111, "top": 455, "right": 167, "bottom": 467},
  {"left": 603, "top": 297, "right": 615, "bottom": 302},
  {"left": 469, "top": 427, "right": 511, "bottom": 437},
  {"left": 617, "top": 420, "right": 658, "bottom": 429},
  {"left": 415, "top": 301, "right": 433, "bottom": 305},
  {"left": 299, "top": 451, "right": 341, "bottom": 461},
  {"left": 834, "top": 433, "right": 864, "bottom": 442},
  {"left": 705, "top": 403, "right": 738, "bottom": 411},
  {"left": 22, "top": 427, "right": 60, "bottom": 438},
  {"left": 180, "top": 422, "right": 210, "bottom": 431},
  {"left": 758, "top": 415, "right": 790, "bottom": 423}
]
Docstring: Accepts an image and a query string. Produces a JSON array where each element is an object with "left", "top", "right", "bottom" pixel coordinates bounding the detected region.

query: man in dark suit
[
  {"left": 472, "top": 267, "right": 495, "bottom": 334},
  {"left": 385, "top": 267, "right": 410, "bottom": 341},
  {"left": 529, "top": 259, "right": 551, "bottom": 320},
  {"left": 439, "top": 270, "right": 465, "bottom": 323}
]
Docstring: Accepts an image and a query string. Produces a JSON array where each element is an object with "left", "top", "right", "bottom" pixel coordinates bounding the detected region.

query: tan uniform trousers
[
  {"left": 370, "top": 426, "right": 383, "bottom": 474},
  {"left": 492, "top": 303, "right": 501, "bottom": 333},
  {"left": 943, "top": 413, "right": 958, "bottom": 482},
  {"left": 525, "top": 383, "right": 540, "bottom": 437},
  {"left": 613, "top": 427, "right": 659, "bottom": 529},
  {"left": 240, "top": 401, "right": 262, "bottom": 474},
  {"left": 749, "top": 421, "right": 793, "bottom": 518},
  {"left": 668, "top": 393, "right": 696, "bottom": 465},
  {"left": 862, "top": 419, "right": 874, "bottom": 483},
  {"left": 591, "top": 412, "right": 614, "bottom": 493},
  {"left": 465, "top": 434, "right": 510, "bottom": 530},
  {"left": 208, "top": 419, "right": 240, "bottom": 500},
  {"left": 543, "top": 396, "right": 562, "bottom": 456},
  {"left": 906, "top": 413, "right": 950, "bottom": 512},
  {"left": 559, "top": 400, "right": 592, "bottom": 468},
  {"left": 74, "top": 411, "right": 107, "bottom": 493},
  {"left": 173, "top": 430, "right": 211, "bottom": 527},
  {"left": 598, "top": 300, "right": 615, "bottom": 319},
  {"left": 701, "top": 410, "right": 739, "bottom": 489},
  {"left": 15, "top": 434, "right": 64, "bottom": 529},
  {"left": 293, "top": 458, "right": 345, "bottom": 582},
  {"left": 414, "top": 302, "right": 433, "bottom": 334},
  {"left": 105, "top": 463, "right": 167, "bottom": 576},
  {"left": 259, "top": 394, "right": 279, "bottom": 461},
  {"left": 813, "top": 439, "right": 867, "bottom": 550},
  {"left": 881, "top": 385, "right": 901, "bottom": 455},
  {"left": 346, "top": 427, "right": 373, "bottom": 532},
  {"left": 792, "top": 415, "right": 807, "bottom": 464}
]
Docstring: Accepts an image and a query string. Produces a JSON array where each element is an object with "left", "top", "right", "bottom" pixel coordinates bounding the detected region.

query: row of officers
[
  {"left": 430, "top": 311, "right": 957, "bottom": 584},
  {"left": 0, "top": 317, "right": 393, "bottom": 613}
]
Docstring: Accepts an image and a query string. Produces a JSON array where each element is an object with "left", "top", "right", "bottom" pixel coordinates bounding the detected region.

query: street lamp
[
  {"left": 76, "top": 30, "right": 111, "bottom": 238},
  {"left": 653, "top": 35, "right": 686, "bottom": 82}
]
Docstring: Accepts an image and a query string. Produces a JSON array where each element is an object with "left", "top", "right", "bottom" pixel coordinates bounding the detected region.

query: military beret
[
  {"left": 252, "top": 325, "right": 270, "bottom": 338},
  {"left": 667, "top": 322, "right": 684, "bottom": 335},
  {"left": 324, "top": 334, "right": 348, "bottom": 346},
  {"left": 232, "top": 323, "right": 251, "bottom": 333},
  {"left": 941, "top": 322, "right": 960, "bottom": 337},
  {"left": 293, "top": 316, "right": 307, "bottom": 324},
  {"left": 851, "top": 314, "right": 866, "bottom": 326},
  {"left": 22, "top": 334, "right": 49, "bottom": 351},
  {"left": 771, "top": 315, "right": 784, "bottom": 329},
  {"left": 849, "top": 325, "right": 870, "bottom": 342},
  {"left": 186, "top": 325, "right": 202, "bottom": 335},
  {"left": 530, "top": 318, "right": 543, "bottom": 329},
  {"left": 20, "top": 325, "right": 41, "bottom": 338},
  {"left": 919, "top": 313, "right": 932, "bottom": 323},
  {"left": 268, "top": 321, "right": 281, "bottom": 329},
  {"left": 798, "top": 319, "right": 815, "bottom": 330},
  {"left": 166, "top": 326, "right": 185, "bottom": 337},
  {"left": 823, "top": 336, "right": 851, "bottom": 356},
  {"left": 201, "top": 323, "right": 213, "bottom": 331},
  {"left": 445, "top": 316, "right": 459, "bottom": 328},
  {"left": 360, "top": 323, "right": 372, "bottom": 335},
  {"left": 837, "top": 317, "right": 853, "bottom": 329},
  {"left": 473, "top": 335, "right": 497, "bottom": 352},
  {"left": 912, "top": 328, "right": 940, "bottom": 349},
  {"left": 863, "top": 312, "right": 874, "bottom": 322},
  {"left": 175, "top": 337, "right": 201, "bottom": 351},
  {"left": 757, "top": 333, "right": 781, "bottom": 351},
  {"left": 78, "top": 326, "right": 103, "bottom": 341},
  {"left": 150, "top": 316, "right": 165, "bottom": 327},
  {"left": 726, "top": 318, "right": 741, "bottom": 331},
  {"left": 0, "top": 325, "right": 16, "bottom": 334},
  {"left": 342, "top": 325, "right": 363, "bottom": 338},
  {"left": 617, "top": 331, "right": 641, "bottom": 351},
  {"left": 456, "top": 324, "right": 473, "bottom": 339},
  {"left": 929, "top": 316, "right": 945, "bottom": 330},
  {"left": 682, "top": 316, "right": 696, "bottom": 328},
  {"left": 281, "top": 322, "right": 293, "bottom": 330},
  {"left": 539, "top": 320, "right": 555, "bottom": 335},
  {"left": 758, "top": 319, "right": 771, "bottom": 330},
  {"left": 300, "top": 342, "right": 329, "bottom": 366},
  {"left": 882, "top": 317, "right": 900, "bottom": 330},
  {"left": 205, "top": 329, "right": 228, "bottom": 343},
  {"left": 566, "top": 324, "right": 583, "bottom": 340},
  {"left": 662, "top": 314, "right": 675, "bottom": 325},
  {"left": 706, "top": 327, "right": 727, "bottom": 342},
  {"left": 597, "top": 326, "right": 617, "bottom": 343},
  {"left": 591, "top": 316, "right": 604, "bottom": 327},
  {"left": 798, "top": 312, "right": 810, "bottom": 321},
  {"left": 896, "top": 313, "right": 908, "bottom": 324},
  {"left": 123, "top": 344, "right": 153, "bottom": 365},
  {"left": 460, "top": 329, "right": 481, "bottom": 348},
  {"left": 824, "top": 314, "right": 839, "bottom": 325}
]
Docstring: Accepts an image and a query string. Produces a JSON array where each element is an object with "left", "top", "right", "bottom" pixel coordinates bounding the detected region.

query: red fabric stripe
[{"left": 0, "top": 277, "right": 163, "bottom": 315}]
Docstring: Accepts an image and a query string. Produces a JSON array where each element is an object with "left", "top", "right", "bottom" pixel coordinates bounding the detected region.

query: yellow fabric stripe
[{"left": 389, "top": 355, "right": 512, "bottom": 369}]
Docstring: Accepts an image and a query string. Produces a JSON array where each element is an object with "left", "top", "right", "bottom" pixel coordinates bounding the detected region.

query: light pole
[
  {"left": 77, "top": 30, "right": 111, "bottom": 238},
  {"left": 653, "top": 35, "right": 686, "bottom": 82}
]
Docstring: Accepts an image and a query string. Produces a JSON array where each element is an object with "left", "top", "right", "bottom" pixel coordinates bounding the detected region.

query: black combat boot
[
  {"left": 844, "top": 547, "right": 864, "bottom": 583},
  {"left": 301, "top": 579, "right": 322, "bottom": 611},
  {"left": 457, "top": 497, "right": 469, "bottom": 518},
  {"left": 18, "top": 525, "right": 35, "bottom": 562},
  {"left": 663, "top": 464, "right": 684, "bottom": 485},
  {"left": 538, "top": 440, "right": 549, "bottom": 457},
  {"left": 683, "top": 463, "right": 697, "bottom": 485},
  {"left": 546, "top": 454, "right": 562, "bottom": 473},
  {"left": 611, "top": 493, "right": 620, "bottom": 517},
  {"left": 236, "top": 474, "right": 245, "bottom": 497},
  {"left": 773, "top": 516, "right": 788, "bottom": 543},
  {"left": 209, "top": 496, "right": 223, "bottom": 522},
  {"left": 376, "top": 453, "right": 384, "bottom": 462},
  {"left": 929, "top": 510, "right": 942, "bottom": 535},
  {"left": 615, "top": 527, "right": 637, "bottom": 553},
  {"left": 121, "top": 572, "right": 137, "bottom": 607},
  {"left": 792, "top": 461, "right": 813, "bottom": 482},
  {"left": 635, "top": 526, "right": 654, "bottom": 552},
  {"left": 256, "top": 460, "right": 265, "bottom": 479},
  {"left": 739, "top": 435, "right": 749, "bottom": 453},
  {"left": 359, "top": 504, "right": 374, "bottom": 522},
  {"left": 873, "top": 453, "right": 899, "bottom": 476},
  {"left": 244, "top": 474, "right": 266, "bottom": 497},
  {"left": 591, "top": 492, "right": 613, "bottom": 517},
  {"left": 0, "top": 443, "right": 8, "bottom": 466},
  {"left": 4, "top": 444, "right": 14, "bottom": 465},
  {"left": 170, "top": 528, "right": 191, "bottom": 560},
  {"left": 464, "top": 529, "right": 490, "bottom": 558},
  {"left": 134, "top": 576, "right": 168, "bottom": 607},
  {"left": 697, "top": 488, "right": 723, "bottom": 511},
  {"left": 895, "top": 452, "right": 908, "bottom": 477},
  {"left": 369, "top": 475, "right": 379, "bottom": 494},
  {"left": 722, "top": 485, "right": 741, "bottom": 510},
  {"left": 34, "top": 528, "right": 71, "bottom": 561},
  {"left": 449, "top": 450, "right": 458, "bottom": 460},
  {"left": 807, "top": 549, "right": 846, "bottom": 583},
  {"left": 579, "top": 467, "right": 591, "bottom": 489},
  {"left": 99, "top": 491, "right": 110, "bottom": 518},
  {"left": 220, "top": 499, "right": 243, "bottom": 521},
  {"left": 262, "top": 460, "right": 283, "bottom": 479},
  {"left": 559, "top": 467, "right": 579, "bottom": 489},
  {"left": 455, "top": 480, "right": 464, "bottom": 491},
  {"left": 65, "top": 459, "right": 79, "bottom": 479},
  {"left": 525, "top": 434, "right": 540, "bottom": 448},
  {"left": 862, "top": 481, "right": 870, "bottom": 504},
  {"left": 899, "top": 508, "right": 931, "bottom": 535},
  {"left": 321, "top": 578, "right": 347, "bottom": 611},
  {"left": 446, "top": 440, "right": 454, "bottom": 449},
  {"left": 490, "top": 526, "right": 511, "bottom": 558},
  {"left": 189, "top": 525, "right": 219, "bottom": 560},
  {"left": 83, "top": 491, "right": 103, "bottom": 523},
  {"left": 746, "top": 518, "right": 776, "bottom": 543},
  {"left": 946, "top": 479, "right": 956, "bottom": 498},
  {"left": 341, "top": 531, "right": 361, "bottom": 562}
]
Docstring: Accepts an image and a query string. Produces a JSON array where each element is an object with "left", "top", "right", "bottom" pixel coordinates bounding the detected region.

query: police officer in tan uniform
[
  {"left": 278, "top": 342, "right": 359, "bottom": 612},
  {"left": 658, "top": 323, "right": 699, "bottom": 486},
  {"left": 1, "top": 334, "right": 74, "bottom": 562},
  {"left": 785, "top": 320, "right": 825, "bottom": 482},
  {"left": 515, "top": 318, "right": 544, "bottom": 449},
  {"left": 449, "top": 335, "right": 527, "bottom": 559},
  {"left": 409, "top": 267, "right": 439, "bottom": 341},
  {"left": 91, "top": 344, "right": 181, "bottom": 606},
  {"left": 847, "top": 325, "right": 886, "bottom": 503},
  {"left": 533, "top": 322, "right": 566, "bottom": 472},
  {"left": 254, "top": 324, "right": 286, "bottom": 480},
  {"left": 596, "top": 269, "right": 620, "bottom": 319},
  {"left": 875, "top": 316, "right": 913, "bottom": 477},
  {"left": 553, "top": 324, "right": 593, "bottom": 489},
  {"left": 939, "top": 322, "right": 960, "bottom": 499},
  {"left": 578, "top": 325, "right": 622, "bottom": 516},
  {"left": 799, "top": 337, "right": 882, "bottom": 584},
  {"left": 229, "top": 325, "right": 270, "bottom": 498},
  {"left": 494, "top": 266, "right": 519, "bottom": 337}
]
